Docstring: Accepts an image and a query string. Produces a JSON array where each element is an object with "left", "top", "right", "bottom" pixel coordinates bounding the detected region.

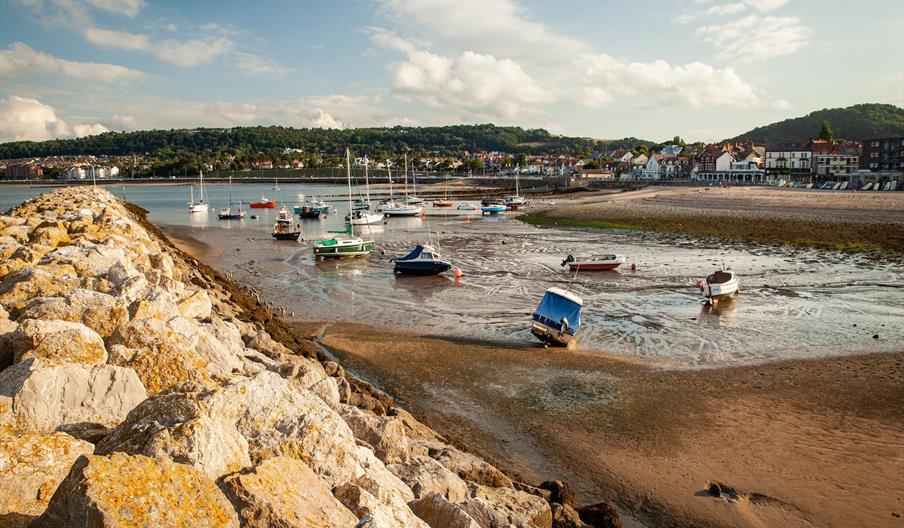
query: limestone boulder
[
  {"left": 0, "top": 432, "right": 94, "bottom": 524},
  {"left": 0, "top": 265, "right": 81, "bottom": 311},
  {"left": 30, "top": 222, "right": 70, "bottom": 248},
  {"left": 10, "top": 319, "right": 107, "bottom": 365},
  {"left": 388, "top": 456, "right": 470, "bottom": 502},
  {"left": 194, "top": 318, "right": 246, "bottom": 377},
  {"left": 39, "top": 244, "right": 128, "bottom": 278},
  {"left": 34, "top": 452, "right": 239, "bottom": 528},
  {"left": 462, "top": 485, "right": 553, "bottom": 528},
  {"left": 351, "top": 445, "right": 416, "bottom": 506},
  {"left": 409, "top": 492, "right": 481, "bottom": 528},
  {"left": 244, "top": 329, "right": 292, "bottom": 359},
  {"left": 0, "top": 306, "right": 16, "bottom": 370},
  {"left": 334, "top": 482, "right": 429, "bottom": 528},
  {"left": 128, "top": 287, "right": 180, "bottom": 321},
  {"left": 310, "top": 375, "right": 341, "bottom": 408},
  {"left": 17, "top": 289, "right": 128, "bottom": 338},
  {"left": 430, "top": 445, "right": 513, "bottom": 488},
  {"left": 220, "top": 456, "right": 358, "bottom": 528},
  {"left": 540, "top": 480, "right": 577, "bottom": 508},
  {"left": 0, "top": 358, "right": 147, "bottom": 435},
  {"left": 177, "top": 289, "right": 212, "bottom": 320},
  {"left": 339, "top": 404, "right": 410, "bottom": 464}
]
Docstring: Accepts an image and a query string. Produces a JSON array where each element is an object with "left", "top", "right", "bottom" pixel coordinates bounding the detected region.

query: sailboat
[
  {"left": 433, "top": 176, "right": 454, "bottom": 207},
  {"left": 504, "top": 171, "right": 526, "bottom": 209},
  {"left": 379, "top": 154, "right": 422, "bottom": 217},
  {"left": 346, "top": 156, "right": 384, "bottom": 225},
  {"left": 313, "top": 148, "right": 375, "bottom": 258},
  {"left": 188, "top": 170, "right": 209, "bottom": 213},
  {"left": 218, "top": 175, "right": 245, "bottom": 219},
  {"left": 394, "top": 169, "right": 452, "bottom": 276},
  {"left": 405, "top": 160, "right": 424, "bottom": 204},
  {"left": 272, "top": 176, "right": 280, "bottom": 191}
]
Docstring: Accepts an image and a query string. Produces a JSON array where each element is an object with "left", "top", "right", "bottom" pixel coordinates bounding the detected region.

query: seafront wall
[{"left": 0, "top": 187, "right": 615, "bottom": 527}]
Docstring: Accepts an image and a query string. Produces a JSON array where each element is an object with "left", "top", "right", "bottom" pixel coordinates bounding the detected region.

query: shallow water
[{"left": 3, "top": 183, "right": 902, "bottom": 367}]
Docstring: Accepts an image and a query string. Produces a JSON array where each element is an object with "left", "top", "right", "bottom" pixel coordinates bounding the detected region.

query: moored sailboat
[
  {"left": 218, "top": 175, "right": 245, "bottom": 219},
  {"left": 313, "top": 148, "right": 375, "bottom": 258},
  {"left": 187, "top": 170, "right": 209, "bottom": 213},
  {"left": 379, "top": 154, "right": 422, "bottom": 217}
]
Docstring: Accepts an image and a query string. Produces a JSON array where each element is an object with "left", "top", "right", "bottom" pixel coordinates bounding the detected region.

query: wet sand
[
  {"left": 524, "top": 186, "right": 904, "bottom": 253},
  {"left": 313, "top": 322, "right": 904, "bottom": 528}
]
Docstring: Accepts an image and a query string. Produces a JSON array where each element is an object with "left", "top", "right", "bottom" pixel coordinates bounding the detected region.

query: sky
[{"left": 0, "top": 0, "right": 902, "bottom": 144}]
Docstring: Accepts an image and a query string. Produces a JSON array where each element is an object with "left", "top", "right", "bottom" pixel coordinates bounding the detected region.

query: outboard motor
[{"left": 561, "top": 254, "right": 575, "bottom": 267}]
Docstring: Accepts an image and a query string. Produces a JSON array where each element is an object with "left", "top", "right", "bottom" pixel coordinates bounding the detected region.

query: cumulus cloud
[
  {"left": 697, "top": 16, "right": 809, "bottom": 62},
  {"left": 85, "top": 0, "right": 144, "bottom": 17},
  {"left": 579, "top": 54, "right": 761, "bottom": 108},
  {"left": 678, "top": 0, "right": 790, "bottom": 24},
  {"left": 153, "top": 36, "right": 233, "bottom": 67},
  {"left": 0, "top": 96, "right": 108, "bottom": 142},
  {"left": 233, "top": 51, "right": 291, "bottom": 77},
  {"left": 84, "top": 27, "right": 150, "bottom": 50},
  {"left": 0, "top": 42, "right": 145, "bottom": 82}
]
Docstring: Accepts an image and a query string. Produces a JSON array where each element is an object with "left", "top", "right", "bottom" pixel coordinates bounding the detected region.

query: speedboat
[
  {"left": 272, "top": 207, "right": 301, "bottom": 240},
  {"left": 380, "top": 201, "right": 423, "bottom": 217},
  {"left": 217, "top": 207, "right": 245, "bottom": 220},
  {"left": 346, "top": 209, "right": 384, "bottom": 225},
  {"left": 295, "top": 197, "right": 330, "bottom": 218},
  {"left": 531, "top": 287, "right": 582, "bottom": 347},
  {"left": 393, "top": 244, "right": 452, "bottom": 275},
  {"left": 561, "top": 254, "right": 626, "bottom": 271},
  {"left": 696, "top": 270, "right": 739, "bottom": 304},
  {"left": 250, "top": 195, "right": 277, "bottom": 208}
]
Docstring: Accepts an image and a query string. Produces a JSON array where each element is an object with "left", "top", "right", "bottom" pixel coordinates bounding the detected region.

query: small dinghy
[
  {"left": 561, "top": 254, "right": 625, "bottom": 271},
  {"left": 696, "top": 270, "right": 739, "bottom": 304},
  {"left": 272, "top": 207, "right": 301, "bottom": 240},
  {"left": 531, "top": 287, "right": 582, "bottom": 347},
  {"left": 393, "top": 244, "right": 452, "bottom": 275}
]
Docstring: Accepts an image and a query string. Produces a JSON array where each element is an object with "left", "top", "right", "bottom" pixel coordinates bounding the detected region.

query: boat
[
  {"left": 457, "top": 203, "right": 477, "bottom": 211},
  {"left": 313, "top": 148, "right": 375, "bottom": 258},
  {"left": 561, "top": 254, "right": 625, "bottom": 271},
  {"left": 696, "top": 270, "right": 739, "bottom": 304},
  {"left": 433, "top": 199, "right": 454, "bottom": 208},
  {"left": 272, "top": 206, "right": 301, "bottom": 240},
  {"left": 481, "top": 204, "right": 507, "bottom": 214},
  {"left": 272, "top": 176, "right": 280, "bottom": 191},
  {"left": 218, "top": 176, "right": 245, "bottom": 219},
  {"left": 250, "top": 195, "right": 277, "bottom": 208},
  {"left": 393, "top": 244, "right": 452, "bottom": 275},
  {"left": 530, "top": 287, "right": 583, "bottom": 347},
  {"left": 295, "top": 197, "right": 330, "bottom": 218},
  {"left": 379, "top": 154, "right": 423, "bottom": 216},
  {"left": 503, "top": 172, "right": 526, "bottom": 209},
  {"left": 405, "top": 196, "right": 425, "bottom": 205},
  {"left": 187, "top": 170, "right": 209, "bottom": 213},
  {"left": 346, "top": 157, "right": 383, "bottom": 225}
]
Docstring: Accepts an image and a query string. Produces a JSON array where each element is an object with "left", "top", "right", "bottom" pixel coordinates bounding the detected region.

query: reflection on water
[{"left": 3, "top": 183, "right": 902, "bottom": 367}]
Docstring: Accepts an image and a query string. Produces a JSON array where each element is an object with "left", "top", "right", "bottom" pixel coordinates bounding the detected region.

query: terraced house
[{"left": 810, "top": 140, "right": 861, "bottom": 181}]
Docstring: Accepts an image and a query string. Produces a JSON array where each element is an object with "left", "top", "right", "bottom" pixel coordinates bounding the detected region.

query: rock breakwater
[{"left": 0, "top": 188, "right": 615, "bottom": 527}]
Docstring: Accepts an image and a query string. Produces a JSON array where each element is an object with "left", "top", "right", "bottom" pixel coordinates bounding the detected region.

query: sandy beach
[
  {"left": 523, "top": 186, "right": 904, "bottom": 253},
  {"left": 310, "top": 323, "right": 904, "bottom": 528}
]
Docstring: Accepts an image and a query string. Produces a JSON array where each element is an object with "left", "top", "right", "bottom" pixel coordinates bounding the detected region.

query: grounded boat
[
  {"left": 561, "top": 254, "right": 625, "bottom": 271},
  {"left": 696, "top": 270, "right": 739, "bottom": 303},
  {"left": 380, "top": 154, "right": 423, "bottom": 216},
  {"left": 187, "top": 170, "right": 208, "bottom": 213},
  {"left": 313, "top": 148, "right": 375, "bottom": 259},
  {"left": 218, "top": 176, "right": 245, "bottom": 219},
  {"left": 433, "top": 199, "right": 454, "bottom": 208},
  {"left": 504, "top": 172, "right": 526, "bottom": 209},
  {"left": 295, "top": 197, "right": 330, "bottom": 218},
  {"left": 481, "top": 204, "right": 507, "bottom": 214},
  {"left": 393, "top": 244, "right": 452, "bottom": 275},
  {"left": 250, "top": 195, "right": 277, "bottom": 208},
  {"left": 272, "top": 207, "right": 301, "bottom": 240},
  {"left": 531, "top": 287, "right": 582, "bottom": 347},
  {"left": 457, "top": 203, "right": 477, "bottom": 211},
  {"left": 347, "top": 209, "right": 384, "bottom": 225}
]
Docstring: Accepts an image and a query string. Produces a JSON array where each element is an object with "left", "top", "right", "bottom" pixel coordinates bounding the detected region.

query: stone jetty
[{"left": 0, "top": 188, "right": 612, "bottom": 527}]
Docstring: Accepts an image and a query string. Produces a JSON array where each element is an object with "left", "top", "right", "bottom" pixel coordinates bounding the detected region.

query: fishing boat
[
  {"left": 250, "top": 195, "right": 277, "bottom": 208},
  {"left": 272, "top": 206, "right": 301, "bottom": 240},
  {"left": 696, "top": 270, "right": 739, "bottom": 304},
  {"left": 561, "top": 254, "right": 626, "bottom": 271},
  {"left": 295, "top": 197, "right": 330, "bottom": 218},
  {"left": 187, "top": 170, "right": 208, "bottom": 213},
  {"left": 433, "top": 199, "right": 454, "bottom": 207},
  {"left": 379, "top": 154, "right": 423, "bottom": 216},
  {"left": 393, "top": 244, "right": 452, "bottom": 275},
  {"left": 531, "top": 287, "right": 583, "bottom": 347},
  {"left": 313, "top": 148, "right": 375, "bottom": 258}
]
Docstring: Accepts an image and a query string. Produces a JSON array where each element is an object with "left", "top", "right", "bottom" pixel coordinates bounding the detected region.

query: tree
[
  {"left": 514, "top": 153, "right": 528, "bottom": 168},
  {"left": 633, "top": 144, "right": 649, "bottom": 156},
  {"left": 672, "top": 135, "right": 686, "bottom": 146},
  {"left": 818, "top": 120, "right": 834, "bottom": 142}
]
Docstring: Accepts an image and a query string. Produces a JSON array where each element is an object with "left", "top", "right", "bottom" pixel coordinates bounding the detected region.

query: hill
[{"left": 731, "top": 103, "right": 904, "bottom": 143}]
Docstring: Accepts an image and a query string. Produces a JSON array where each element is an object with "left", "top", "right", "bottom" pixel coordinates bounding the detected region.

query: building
[
  {"left": 4, "top": 162, "right": 43, "bottom": 179},
  {"left": 695, "top": 146, "right": 722, "bottom": 171},
  {"left": 860, "top": 136, "right": 904, "bottom": 172},
  {"left": 810, "top": 140, "right": 860, "bottom": 180},
  {"left": 765, "top": 143, "right": 811, "bottom": 180}
]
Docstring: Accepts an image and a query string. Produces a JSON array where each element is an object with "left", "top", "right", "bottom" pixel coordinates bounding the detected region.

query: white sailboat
[
  {"left": 272, "top": 175, "right": 280, "bottom": 190},
  {"left": 188, "top": 170, "right": 209, "bottom": 213},
  {"left": 380, "top": 153, "right": 422, "bottom": 217},
  {"left": 347, "top": 156, "right": 384, "bottom": 225},
  {"left": 313, "top": 148, "right": 375, "bottom": 258},
  {"left": 218, "top": 174, "right": 245, "bottom": 219},
  {"left": 504, "top": 171, "right": 526, "bottom": 209}
]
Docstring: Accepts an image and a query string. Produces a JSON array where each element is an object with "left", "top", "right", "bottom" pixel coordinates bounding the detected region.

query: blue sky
[{"left": 1, "top": 0, "right": 902, "bottom": 143}]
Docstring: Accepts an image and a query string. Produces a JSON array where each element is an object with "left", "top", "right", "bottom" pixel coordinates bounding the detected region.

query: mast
[
  {"left": 199, "top": 170, "right": 204, "bottom": 203},
  {"left": 346, "top": 148, "right": 353, "bottom": 235},
  {"left": 364, "top": 156, "right": 371, "bottom": 205},
  {"left": 387, "top": 159, "right": 394, "bottom": 203},
  {"left": 403, "top": 152, "right": 409, "bottom": 199}
]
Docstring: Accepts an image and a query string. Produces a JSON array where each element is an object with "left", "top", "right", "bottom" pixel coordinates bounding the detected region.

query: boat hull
[
  {"left": 567, "top": 261, "right": 623, "bottom": 271},
  {"left": 313, "top": 240, "right": 374, "bottom": 258},
  {"left": 218, "top": 214, "right": 244, "bottom": 220},
  {"left": 250, "top": 202, "right": 276, "bottom": 209},
  {"left": 383, "top": 208, "right": 422, "bottom": 217},
  {"left": 394, "top": 260, "right": 452, "bottom": 275},
  {"left": 481, "top": 206, "right": 506, "bottom": 214},
  {"left": 530, "top": 321, "right": 576, "bottom": 347},
  {"left": 272, "top": 232, "right": 301, "bottom": 241}
]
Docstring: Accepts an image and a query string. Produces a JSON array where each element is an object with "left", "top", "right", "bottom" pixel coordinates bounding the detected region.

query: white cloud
[
  {"left": 84, "top": 27, "right": 150, "bottom": 50},
  {"left": 707, "top": 2, "right": 747, "bottom": 15},
  {"left": 744, "top": 0, "right": 788, "bottom": 11},
  {"left": 85, "top": 0, "right": 144, "bottom": 17},
  {"left": 771, "top": 99, "right": 793, "bottom": 110},
  {"left": 233, "top": 51, "right": 291, "bottom": 77},
  {"left": 0, "top": 96, "right": 108, "bottom": 142},
  {"left": 697, "top": 16, "right": 809, "bottom": 62},
  {"left": 152, "top": 36, "right": 232, "bottom": 67},
  {"left": 0, "top": 42, "right": 145, "bottom": 82},
  {"left": 579, "top": 87, "right": 614, "bottom": 108},
  {"left": 580, "top": 54, "right": 761, "bottom": 108},
  {"left": 678, "top": 0, "right": 789, "bottom": 24}
]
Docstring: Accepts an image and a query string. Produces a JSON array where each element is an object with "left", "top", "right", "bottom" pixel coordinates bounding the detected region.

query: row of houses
[{"left": 577, "top": 136, "right": 903, "bottom": 184}]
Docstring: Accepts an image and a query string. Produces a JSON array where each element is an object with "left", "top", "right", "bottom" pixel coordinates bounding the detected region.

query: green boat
[{"left": 312, "top": 147, "right": 375, "bottom": 259}]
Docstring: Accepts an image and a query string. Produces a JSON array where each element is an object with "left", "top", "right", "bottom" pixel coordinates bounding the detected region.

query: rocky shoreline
[{"left": 0, "top": 188, "right": 618, "bottom": 528}]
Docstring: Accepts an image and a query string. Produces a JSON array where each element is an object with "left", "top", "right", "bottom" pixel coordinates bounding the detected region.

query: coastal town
[{"left": 3, "top": 132, "right": 902, "bottom": 191}]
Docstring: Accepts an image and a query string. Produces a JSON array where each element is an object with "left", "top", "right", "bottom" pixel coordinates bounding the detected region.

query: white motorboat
[
  {"left": 531, "top": 287, "right": 583, "bottom": 347},
  {"left": 561, "top": 254, "right": 626, "bottom": 271},
  {"left": 696, "top": 270, "right": 739, "bottom": 303},
  {"left": 347, "top": 209, "right": 385, "bottom": 225}
]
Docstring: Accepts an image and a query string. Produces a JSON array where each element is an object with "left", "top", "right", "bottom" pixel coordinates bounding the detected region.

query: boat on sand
[
  {"left": 696, "top": 270, "right": 739, "bottom": 304},
  {"left": 531, "top": 287, "right": 582, "bottom": 347},
  {"left": 561, "top": 254, "right": 625, "bottom": 271}
]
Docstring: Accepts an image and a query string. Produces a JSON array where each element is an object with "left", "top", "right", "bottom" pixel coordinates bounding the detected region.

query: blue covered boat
[
  {"left": 393, "top": 244, "right": 452, "bottom": 276},
  {"left": 531, "top": 287, "right": 583, "bottom": 347},
  {"left": 481, "top": 204, "right": 507, "bottom": 214}
]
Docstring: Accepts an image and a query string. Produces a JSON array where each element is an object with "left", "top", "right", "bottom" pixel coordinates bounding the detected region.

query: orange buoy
[{"left": 454, "top": 268, "right": 463, "bottom": 278}]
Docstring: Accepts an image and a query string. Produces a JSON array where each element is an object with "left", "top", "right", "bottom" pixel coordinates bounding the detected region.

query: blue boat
[
  {"left": 481, "top": 204, "right": 507, "bottom": 214},
  {"left": 531, "top": 287, "right": 583, "bottom": 347},
  {"left": 393, "top": 244, "right": 452, "bottom": 276}
]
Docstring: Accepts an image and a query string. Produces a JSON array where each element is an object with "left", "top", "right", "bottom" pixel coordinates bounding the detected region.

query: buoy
[
  {"left": 380, "top": 248, "right": 387, "bottom": 255},
  {"left": 453, "top": 268, "right": 463, "bottom": 278},
  {"left": 631, "top": 262, "right": 637, "bottom": 271}
]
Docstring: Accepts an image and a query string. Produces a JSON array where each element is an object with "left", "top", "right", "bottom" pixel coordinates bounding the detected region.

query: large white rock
[
  {"left": 177, "top": 289, "right": 212, "bottom": 320},
  {"left": 431, "top": 445, "right": 513, "bottom": 488},
  {"left": 409, "top": 492, "right": 482, "bottom": 528},
  {"left": 334, "top": 482, "right": 429, "bottom": 528},
  {"left": 389, "top": 456, "right": 470, "bottom": 502},
  {"left": 461, "top": 485, "right": 553, "bottom": 528},
  {"left": 10, "top": 319, "right": 108, "bottom": 365},
  {"left": 0, "top": 358, "right": 147, "bottom": 435},
  {"left": 340, "top": 405, "right": 410, "bottom": 464},
  {"left": 17, "top": 289, "right": 128, "bottom": 338}
]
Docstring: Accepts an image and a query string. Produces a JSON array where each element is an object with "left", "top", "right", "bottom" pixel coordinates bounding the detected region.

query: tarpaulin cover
[{"left": 533, "top": 290, "right": 581, "bottom": 331}]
